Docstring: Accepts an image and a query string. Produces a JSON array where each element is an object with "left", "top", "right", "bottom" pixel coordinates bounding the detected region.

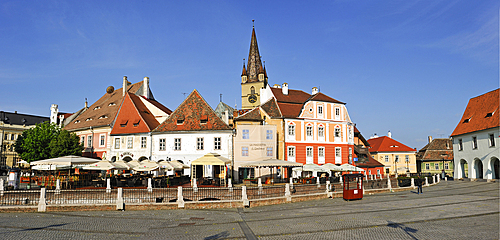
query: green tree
[
  {"left": 15, "top": 122, "right": 83, "bottom": 163},
  {"left": 49, "top": 129, "right": 84, "bottom": 157}
]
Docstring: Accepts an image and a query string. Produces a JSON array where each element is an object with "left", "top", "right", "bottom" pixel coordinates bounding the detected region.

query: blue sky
[{"left": 1, "top": 1, "right": 498, "bottom": 150}]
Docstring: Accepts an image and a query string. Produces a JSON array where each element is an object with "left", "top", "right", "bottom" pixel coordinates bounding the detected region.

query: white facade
[
  {"left": 152, "top": 130, "right": 233, "bottom": 175},
  {"left": 453, "top": 127, "right": 500, "bottom": 180},
  {"left": 109, "top": 133, "right": 152, "bottom": 162}
]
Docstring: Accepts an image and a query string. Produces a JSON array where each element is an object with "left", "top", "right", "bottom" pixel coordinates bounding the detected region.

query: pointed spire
[
  {"left": 241, "top": 58, "right": 247, "bottom": 76},
  {"left": 247, "top": 20, "right": 263, "bottom": 82}
]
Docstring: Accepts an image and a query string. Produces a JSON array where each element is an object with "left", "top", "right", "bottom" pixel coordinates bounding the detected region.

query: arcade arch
[
  {"left": 489, "top": 157, "right": 499, "bottom": 179},
  {"left": 472, "top": 158, "right": 483, "bottom": 179}
]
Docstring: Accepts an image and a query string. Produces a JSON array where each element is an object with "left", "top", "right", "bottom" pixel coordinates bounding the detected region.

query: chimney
[
  {"left": 312, "top": 87, "right": 319, "bottom": 95},
  {"left": 85, "top": 98, "right": 88, "bottom": 108},
  {"left": 282, "top": 83, "right": 288, "bottom": 95},
  {"left": 428, "top": 136, "right": 433, "bottom": 143},
  {"left": 388, "top": 131, "right": 392, "bottom": 138},
  {"left": 122, "top": 76, "right": 128, "bottom": 96},
  {"left": 143, "top": 77, "right": 150, "bottom": 99}
]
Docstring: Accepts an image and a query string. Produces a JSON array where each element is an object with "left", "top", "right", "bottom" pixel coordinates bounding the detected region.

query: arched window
[{"left": 250, "top": 86, "right": 255, "bottom": 95}]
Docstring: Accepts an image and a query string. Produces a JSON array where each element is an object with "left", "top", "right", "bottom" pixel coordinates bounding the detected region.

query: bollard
[
  {"left": 326, "top": 180, "right": 330, "bottom": 193},
  {"left": 55, "top": 179, "right": 61, "bottom": 194},
  {"left": 193, "top": 178, "right": 198, "bottom": 193},
  {"left": 425, "top": 177, "right": 429, "bottom": 186},
  {"left": 38, "top": 188, "right": 47, "bottom": 212},
  {"left": 106, "top": 178, "right": 111, "bottom": 193},
  {"left": 147, "top": 178, "right": 152, "bottom": 192},
  {"left": 177, "top": 186, "right": 185, "bottom": 208},
  {"left": 387, "top": 176, "right": 392, "bottom": 190},
  {"left": 116, "top": 188, "right": 124, "bottom": 210},
  {"left": 285, "top": 183, "right": 291, "bottom": 202},
  {"left": 242, "top": 186, "right": 249, "bottom": 207},
  {"left": 0, "top": 178, "right": 4, "bottom": 196},
  {"left": 445, "top": 175, "right": 448, "bottom": 181},
  {"left": 258, "top": 178, "right": 263, "bottom": 193},
  {"left": 316, "top": 177, "right": 320, "bottom": 188},
  {"left": 411, "top": 178, "right": 415, "bottom": 189},
  {"left": 289, "top": 177, "right": 293, "bottom": 187},
  {"left": 228, "top": 178, "right": 233, "bottom": 193}
]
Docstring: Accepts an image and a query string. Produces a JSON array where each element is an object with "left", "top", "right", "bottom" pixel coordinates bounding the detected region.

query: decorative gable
[{"left": 153, "top": 90, "right": 231, "bottom": 132}]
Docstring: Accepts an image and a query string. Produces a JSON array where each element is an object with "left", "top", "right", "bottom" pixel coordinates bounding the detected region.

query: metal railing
[{"left": 247, "top": 185, "right": 285, "bottom": 200}]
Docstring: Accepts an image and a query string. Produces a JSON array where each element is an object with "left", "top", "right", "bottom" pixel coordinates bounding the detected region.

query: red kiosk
[{"left": 342, "top": 173, "right": 364, "bottom": 201}]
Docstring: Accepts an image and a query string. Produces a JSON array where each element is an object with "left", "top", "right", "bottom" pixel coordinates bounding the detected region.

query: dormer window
[
  {"left": 108, "top": 102, "right": 116, "bottom": 106},
  {"left": 463, "top": 118, "right": 470, "bottom": 123},
  {"left": 485, "top": 112, "right": 493, "bottom": 118},
  {"left": 133, "top": 119, "right": 140, "bottom": 127},
  {"left": 93, "top": 106, "right": 101, "bottom": 110},
  {"left": 177, "top": 117, "right": 184, "bottom": 125},
  {"left": 75, "top": 120, "right": 80, "bottom": 124},
  {"left": 98, "top": 115, "right": 108, "bottom": 119},
  {"left": 200, "top": 115, "right": 208, "bottom": 124},
  {"left": 85, "top": 118, "right": 92, "bottom": 121},
  {"left": 120, "top": 119, "right": 128, "bottom": 127}
]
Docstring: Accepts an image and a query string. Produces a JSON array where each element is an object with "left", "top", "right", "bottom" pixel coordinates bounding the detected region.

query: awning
[
  {"left": 293, "top": 163, "right": 329, "bottom": 172},
  {"left": 242, "top": 158, "right": 303, "bottom": 167},
  {"left": 321, "top": 163, "right": 343, "bottom": 171},
  {"left": 132, "top": 160, "right": 159, "bottom": 172},
  {"left": 191, "top": 153, "right": 231, "bottom": 166},
  {"left": 31, "top": 155, "right": 100, "bottom": 166}
]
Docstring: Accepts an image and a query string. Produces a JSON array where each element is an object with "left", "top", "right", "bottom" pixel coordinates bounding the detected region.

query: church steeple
[{"left": 246, "top": 20, "right": 263, "bottom": 83}]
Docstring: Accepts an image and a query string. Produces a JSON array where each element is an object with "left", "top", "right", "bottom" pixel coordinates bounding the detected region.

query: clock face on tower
[{"left": 248, "top": 94, "right": 257, "bottom": 104}]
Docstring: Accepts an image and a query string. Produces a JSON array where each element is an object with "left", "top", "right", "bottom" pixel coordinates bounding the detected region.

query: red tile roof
[
  {"left": 111, "top": 93, "right": 160, "bottom": 135},
  {"left": 234, "top": 107, "right": 262, "bottom": 121},
  {"left": 416, "top": 138, "right": 453, "bottom": 161},
  {"left": 260, "top": 98, "right": 282, "bottom": 118},
  {"left": 451, "top": 88, "right": 499, "bottom": 137},
  {"left": 271, "top": 87, "right": 310, "bottom": 104},
  {"left": 308, "top": 92, "right": 345, "bottom": 104},
  {"left": 153, "top": 90, "right": 231, "bottom": 132},
  {"left": 64, "top": 82, "right": 143, "bottom": 131},
  {"left": 367, "top": 136, "right": 416, "bottom": 153},
  {"left": 356, "top": 155, "right": 385, "bottom": 168}
]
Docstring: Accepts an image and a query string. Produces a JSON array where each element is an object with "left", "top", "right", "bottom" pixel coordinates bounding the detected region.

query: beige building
[
  {"left": 367, "top": 133, "right": 417, "bottom": 175},
  {"left": 0, "top": 111, "right": 49, "bottom": 169}
]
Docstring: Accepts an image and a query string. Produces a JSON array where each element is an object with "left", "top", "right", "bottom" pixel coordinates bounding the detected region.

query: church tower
[{"left": 241, "top": 21, "right": 268, "bottom": 109}]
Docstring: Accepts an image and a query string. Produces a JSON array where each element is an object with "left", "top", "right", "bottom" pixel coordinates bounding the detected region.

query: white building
[{"left": 451, "top": 89, "right": 499, "bottom": 180}]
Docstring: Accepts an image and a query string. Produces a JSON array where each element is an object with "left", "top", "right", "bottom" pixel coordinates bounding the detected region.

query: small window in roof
[
  {"left": 94, "top": 106, "right": 101, "bottom": 110},
  {"left": 485, "top": 112, "right": 493, "bottom": 118},
  {"left": 75, "top": 120, "right": 80, "bottom": 124},
  {"left": 463, "top": 118, "right": 470, "bottom": 123},
  {"left": 109, "top": 102, "right": 116, "bottom": 106},
  {"left": 98, "top": 115, "right": 108, "bottom": 119},
  {"left": 85, "top": 118, "right": 92, "bottom": 121},
  {"left": 177, "top": 119, "right": 184, "bottom": 125}
]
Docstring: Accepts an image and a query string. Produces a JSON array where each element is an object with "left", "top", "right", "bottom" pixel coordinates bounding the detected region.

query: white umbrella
[
  {"left": 292, "top": 163, "right": 329, "bottom": 172},
  {"left": 82, "top": 160, "right": 130, "bottom": 171},
  {"left": 321, "top": 163, "right": 343, "bottom": 171},
  {"left": 31, "top": 155, "right": 100, "bottom": 166},
  {"left": 132, "top": 160, "right": 160, "bottom": 172},
  {"left": 339, "top": 163, "right": 365, "bottom": 172}
]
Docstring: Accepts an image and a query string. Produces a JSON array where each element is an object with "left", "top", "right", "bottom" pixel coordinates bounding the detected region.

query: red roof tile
[
  {"left": 451, "top": 88, "right": 499, "bottom": 137},
  {"left": 271, "top": 87, "right": 311, "bottom": 104},
  {"left": 367, "top": 136, "right": 416, "bottom": 153},
  {"left": 234, "top": 107, "right": 262, "bottom": 121},
  {"left": 153, "top": 90, "right": 231, "bottom": 132},
  {"left": 308, "top": 92, "right": 344, "bottom": 104},
  {"left": 111, "top": 93, "right": 160, "bottom": 135},
  {"left": 416, "top": 139, "right": 454, "bottom": 161}
]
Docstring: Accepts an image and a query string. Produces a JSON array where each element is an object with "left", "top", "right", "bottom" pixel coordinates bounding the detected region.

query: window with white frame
[
  {"left": 434, "top": 163, "right": 439, "bottom": 170},
  {"left": 472, "top": 136, "right": 477, "bottom": 149},
  {"left": 318, "top": 147, "right": 325, "bottom": 164},
  {"left": 114, "top": 138, "right": 120, "bottom": 149},
  {"left": 159, "top": 138, "right": 166, "bottom": 151},
  {"left": 81, "top": 136, "right": 85, "bottom": 145},
  {"left": 306, "top": 126, "right": 313, "bottom": 137},
  {"left": 377, "top": 169, "right": 380, "bottom": 175},
  {"left": 318, "top": 126, "right": 324, "bottom": 138},
  {"left": 335, "top": 147, "right": 341, "bottom": 164},
  {"left": 444, "top": 162, "right": 449, "bottom": 170},
  {"left": 458, "top": 139, "right": 463, "bottom": 151},
  {"left": 385, "top": 155, "right": 389, "bottom": 162},
  {"left": 395, "top": 155, "right": 399, "bottom": 163},
  {"left": 100, "top": 135, "right": 105, "bottom": 146},
  {"left": 405, "top": 155, "right": 409, "bottom": 162},
  {"left": 335, "top": 127, "right": 341, "bottom": 138},
  {"left": 87, "top": 136, "right": 92, "bottom": 148},
  {"left": 335, "top": 107, "right": 340, "bottom": 119},
  {"left": 489, "top": 134, "right": 495, "bottom": 147},
  {"left": 141, "top": 137, "right": 147, "bottom": 148},
  {"left": 288, "top": 124, "right": 295, "bottom": 136},
  {"left": 425, "top": 163, "right": 430, "bottom": 170},
  {"left": 197, "top": 137, "right": 204, "bottom": 150},
  {"left": 318, "top": 105, "right": 323, "bottom": 116},
  {"left": 242, "top": 129, "right": 249, "bottom": 139},
  {"left": 127, "top": 137, "right": 133, "bottom": 149},
  {"left": 214, "top": 137, "right": 221, "bottom": 150},
  {"left": 288, "top": 146, "right": 295, "bottom": 158},
  {"left": 242, "top": 147, "right": 249, "bottom": 156},
  {"left": 266, "top": 130, "right": 273, "bottom": 140},
  {"left": 174, "top": 138, "right": 181, "bottom": 150},
  {"left": 368, "top": 170, "right": 372, "bottom": 175},
  {"left": 266, "top": 147, "right": 273, "bottom": 157},
  {"left": 306, "top": 147, "right": 313, "bottom": 157}
]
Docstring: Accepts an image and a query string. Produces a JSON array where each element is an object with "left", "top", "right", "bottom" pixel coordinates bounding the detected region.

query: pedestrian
[{"left": 416, "top": 174, "right": 423, "bottom": 194}]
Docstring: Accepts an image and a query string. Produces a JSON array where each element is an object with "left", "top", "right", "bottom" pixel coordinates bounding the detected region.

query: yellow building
[
  {"left": 0, "top": 111, "right": 49, "bottom": 169},
  {"left": 367, "top": 134, "right": 417, "bottom": 175}
]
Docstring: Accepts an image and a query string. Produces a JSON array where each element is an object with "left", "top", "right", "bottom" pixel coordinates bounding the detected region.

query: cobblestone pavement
[{"left": 0, "top": 180, "right": 498, "bottom": 239}]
